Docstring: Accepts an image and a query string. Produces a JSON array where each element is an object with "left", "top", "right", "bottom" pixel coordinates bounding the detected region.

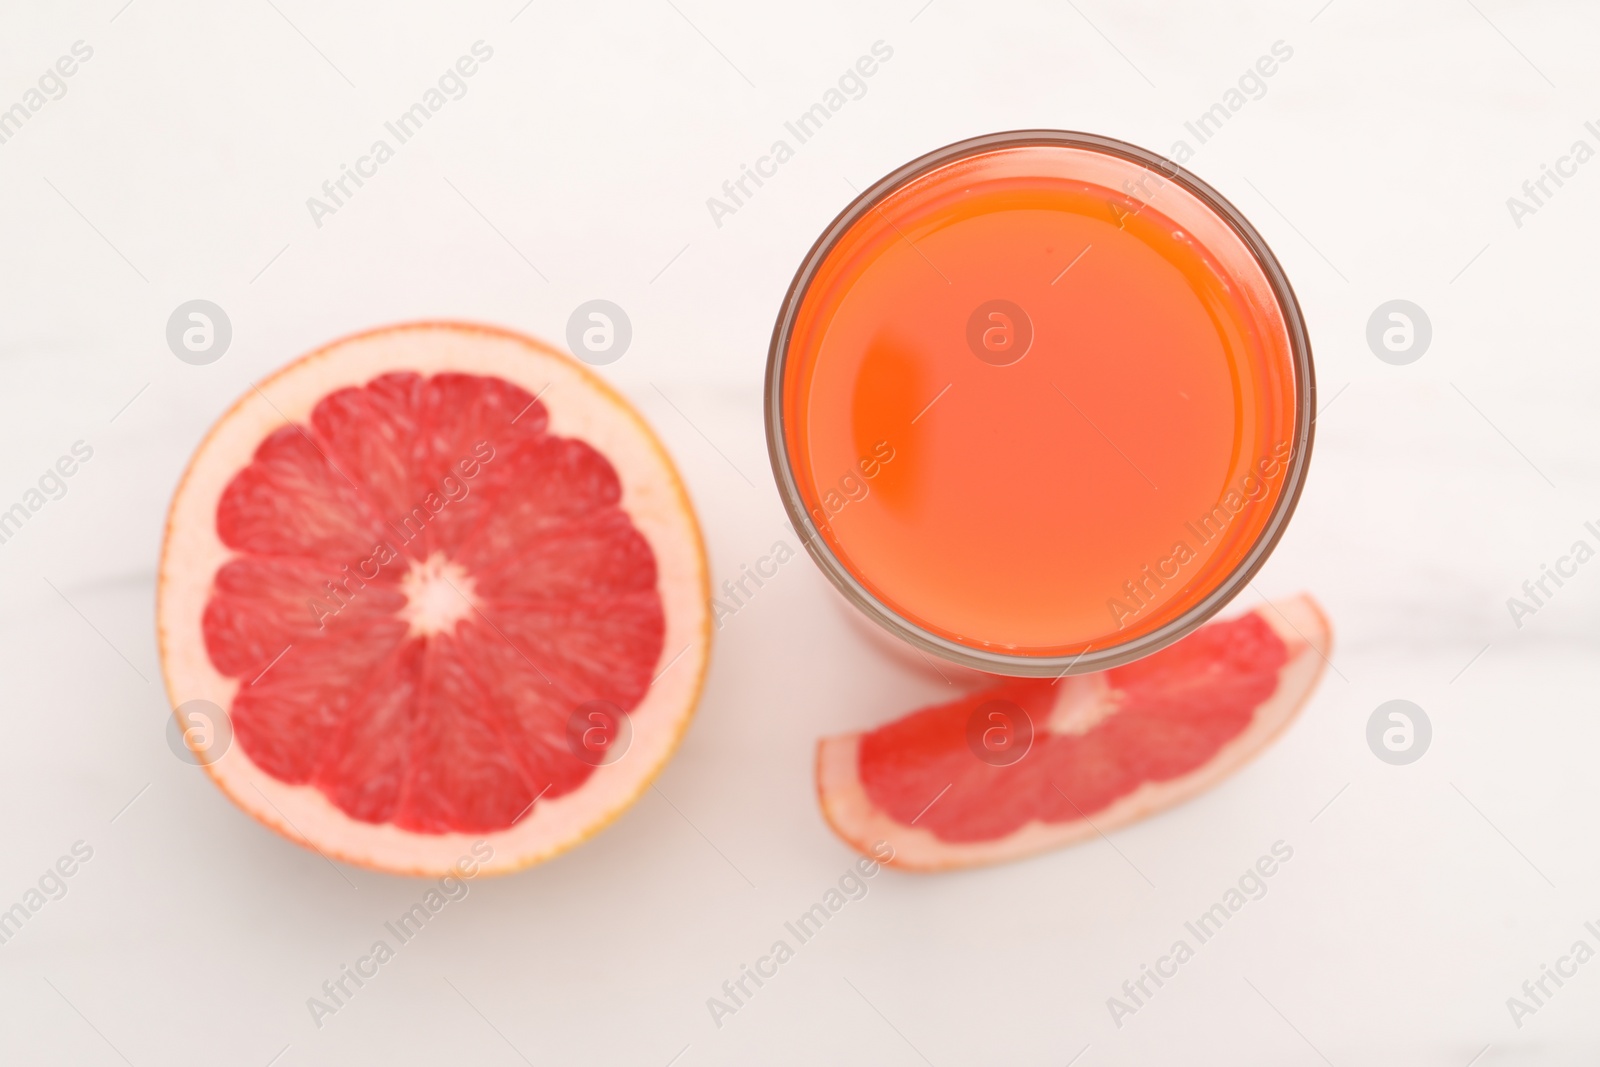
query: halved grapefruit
[
  {"left": 158, "top": 322, "right": 710, "bottom": 877},
  {"left": 817, "top": 595, "right": 1329, "bottom": 871}
]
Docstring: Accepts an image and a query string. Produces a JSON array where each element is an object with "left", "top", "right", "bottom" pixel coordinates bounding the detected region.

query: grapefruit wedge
[
  {"left": 158, "top": 322, "right": 710, "bottom": 876},
  {"left": 817, "top": 595, "right": 1330, "bottom": 871}
]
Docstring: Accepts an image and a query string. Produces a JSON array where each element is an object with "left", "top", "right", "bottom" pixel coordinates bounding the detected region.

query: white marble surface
[{"left": 2, "top": 0, "right": 1599, "bottom": 1063}]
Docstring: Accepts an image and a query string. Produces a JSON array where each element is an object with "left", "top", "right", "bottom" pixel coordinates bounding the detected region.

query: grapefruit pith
[
  {"left": 817, "top": 595, "right": 1329, "bottom": 871},
  {"left": 158, "top": 322, "right": 710, "bottom": 877}
]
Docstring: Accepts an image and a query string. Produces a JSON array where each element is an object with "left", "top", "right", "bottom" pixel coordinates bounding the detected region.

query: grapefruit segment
[
  {"left": 159, "top": 322, "right": 710, "bottom": 876},
  {"left": 817, "top": 596, "right": 1330, "bottom": 871}
]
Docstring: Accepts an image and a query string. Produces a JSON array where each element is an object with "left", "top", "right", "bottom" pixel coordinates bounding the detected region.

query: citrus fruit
[
  {"left": 158, "top": 322, "right": 710, "bottom": 877},
  {"left": 816, "top": 595, "right": 1329, "bottom": 871}
]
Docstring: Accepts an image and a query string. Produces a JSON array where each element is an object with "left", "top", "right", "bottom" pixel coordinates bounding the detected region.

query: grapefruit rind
[
  {"left": 816, "top": 595, "right": 1330, "bottom": 872},
  {"left": 158, "top": 322, "right": 711, "bottom": 877}
]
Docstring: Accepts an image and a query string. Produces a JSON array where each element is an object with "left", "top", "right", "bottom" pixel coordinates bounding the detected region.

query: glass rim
[{"left": 763, "top": 129, "right": 1316, "bottom": 677}]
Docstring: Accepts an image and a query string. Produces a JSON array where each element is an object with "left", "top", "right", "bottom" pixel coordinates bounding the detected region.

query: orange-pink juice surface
[{"left": 781, "top": 144, "right": 1300, "bottom": 657}]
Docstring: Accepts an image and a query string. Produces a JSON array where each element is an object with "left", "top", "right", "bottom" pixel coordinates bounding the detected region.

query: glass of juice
[{"left": 765, "top": 130, "right": 1314, "bottom": 676}]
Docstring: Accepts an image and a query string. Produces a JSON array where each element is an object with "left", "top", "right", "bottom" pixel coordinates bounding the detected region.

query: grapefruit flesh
[
  {"left": 159, "top": 322, "right": 709, "bottom": 876},
  {"left": 817, "top": 596, "right": 1330, "bottom": 871}
]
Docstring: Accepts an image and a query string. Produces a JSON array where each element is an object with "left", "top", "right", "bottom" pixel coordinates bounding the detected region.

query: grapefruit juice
[{"left": 767, "top": 133, "right": 1312, "bottom": 674}]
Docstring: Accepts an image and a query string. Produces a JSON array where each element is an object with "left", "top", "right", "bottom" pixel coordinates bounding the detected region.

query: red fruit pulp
[
  {"left": 201, "top": 372, "right": 665, "bottom": 834},
  {"left": 856, "top": 611, "right": 1289, "bottom": 843}
]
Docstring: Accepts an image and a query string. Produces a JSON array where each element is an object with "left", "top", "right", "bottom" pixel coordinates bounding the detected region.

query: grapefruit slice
[
  {"left": 817, "top": 595, "right": 1329, "bottom": 871},
  {"left": 158, "top": 322, "right": 710, "bottom": 877}
]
